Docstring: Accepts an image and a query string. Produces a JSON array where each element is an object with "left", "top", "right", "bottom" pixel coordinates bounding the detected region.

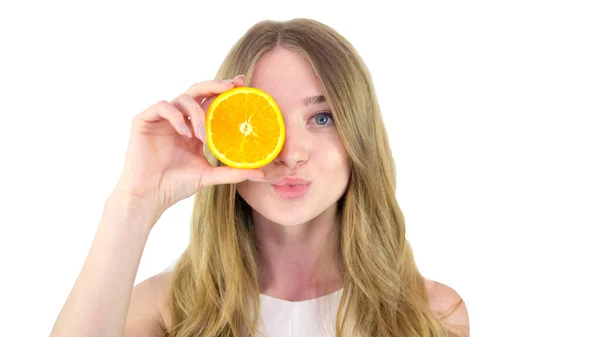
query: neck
[{"left": 253, "top": 206, "right": 344, "bottom": 301}]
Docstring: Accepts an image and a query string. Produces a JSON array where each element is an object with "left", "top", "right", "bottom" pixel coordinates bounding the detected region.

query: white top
[
  {"left": 163, "top": 262, "right": 345, "bottom": 336},
  {"left": 256, "top": 288, "right": 344, "bottom": 337}
]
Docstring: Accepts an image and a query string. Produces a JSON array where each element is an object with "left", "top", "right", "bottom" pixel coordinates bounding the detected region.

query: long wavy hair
[{"left": 166, "top": 18, "right": 456, "bottom": 337}]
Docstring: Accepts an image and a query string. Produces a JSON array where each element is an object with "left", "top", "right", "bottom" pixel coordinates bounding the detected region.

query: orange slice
[{"left": 205, "top": 87, "right": 285, "bottom": 169}]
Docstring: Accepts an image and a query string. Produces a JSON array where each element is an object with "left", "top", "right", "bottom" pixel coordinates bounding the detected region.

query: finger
[
  {"left": 198, "top": 75, "right": 247, "bottom": 111},
  {"left": 201, "top": 95, "right": 217, "bottom": 112},
  {"left": 225, "top": 74, "right": 245, "bottom": 89},
  {"left": 221, "top": 74, "right": 244, "bottom": 84},
  {"left": 199, "top": 166, "right": 265, "bottom": 187},
  {"left": 171, "top": 93, "right": 206, "bottom": 141},
  {"left": 232, "top": 74, "right": 246, "bottom": 87},
  {"left": 138, "top": 100, "right": 192, "bottom": 137},
  {"left": 185, "top": 80, "right": 234, "bottom": 103}
]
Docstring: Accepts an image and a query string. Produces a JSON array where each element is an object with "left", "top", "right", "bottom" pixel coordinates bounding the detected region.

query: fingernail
[
  {"left": 180, "top": 124, "right": 192, "bottom": 138},
  {"left": 220, "top": 78, "right": 234, "bottom": 83},
  {"left": 198, "top": 125, "right": 206, "bottom": 142},
  {"left": 247, "top": 177, "right": 270, "bottom": 183}
]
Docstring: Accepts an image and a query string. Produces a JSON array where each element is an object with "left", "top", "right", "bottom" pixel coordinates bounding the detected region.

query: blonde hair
[{"left": 166, "top": 18, "right": 458, "bottom": 337}]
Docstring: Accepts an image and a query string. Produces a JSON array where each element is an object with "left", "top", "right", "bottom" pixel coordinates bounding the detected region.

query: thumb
[{"left": 199, "top": 166, "right": 265, "bottom": 187}]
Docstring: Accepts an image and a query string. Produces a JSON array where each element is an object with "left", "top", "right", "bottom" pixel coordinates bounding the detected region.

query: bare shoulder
[
  {"left": 124, "top": 271, "right": 173, "bottom": 337},
  {"left": 150, "top": 271, "right": 174, "bottom": 330},
  {"left": 424, "top": 279, "right": 470, "bottom": 337}
]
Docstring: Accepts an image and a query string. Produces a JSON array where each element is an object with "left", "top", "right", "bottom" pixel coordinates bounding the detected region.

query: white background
[{"left": 1, "top": 1, "right": 599, "bottom": 336}]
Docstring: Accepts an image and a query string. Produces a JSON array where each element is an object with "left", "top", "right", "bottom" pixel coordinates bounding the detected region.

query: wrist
[{"left": 103, "top": 192, "right": 163, "bottom": 235}]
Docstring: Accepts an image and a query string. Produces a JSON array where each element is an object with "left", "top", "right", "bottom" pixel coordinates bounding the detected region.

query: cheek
[
  {"left": 314, "top": 138, "right": 350, "bottom": 174},
  {"left": 236, "top": 182, "right": 256, "bottom": 203},
  {"left": 236, "top": 181, "right": 271, "bottom": 206}
]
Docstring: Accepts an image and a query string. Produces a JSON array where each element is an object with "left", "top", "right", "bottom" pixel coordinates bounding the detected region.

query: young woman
[{"left": 50, "top": 18, "right": 469, "bottom": 337}]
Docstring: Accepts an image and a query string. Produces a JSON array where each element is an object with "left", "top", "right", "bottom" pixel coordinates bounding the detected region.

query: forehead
[{"left": 249, "top": 48, "right": 325, "bottom": 108}]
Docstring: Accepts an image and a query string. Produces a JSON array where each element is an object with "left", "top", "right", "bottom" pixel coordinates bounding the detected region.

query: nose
[{"left": 273, "top": 121, "right": 309, "bottom": 169}]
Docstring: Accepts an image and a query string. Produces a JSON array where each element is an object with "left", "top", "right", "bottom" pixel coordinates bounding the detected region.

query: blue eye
[{"left": 310, "top": 111, "right": 334, "bottom": 126}]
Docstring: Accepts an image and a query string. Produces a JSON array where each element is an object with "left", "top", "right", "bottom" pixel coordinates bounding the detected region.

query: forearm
[{"left": 50, "top": 194, "right": 158, "bottom": 337}]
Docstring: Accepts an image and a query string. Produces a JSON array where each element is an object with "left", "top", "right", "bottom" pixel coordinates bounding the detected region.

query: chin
[
  {"left": 252, "top": 197, "right": 322, "bottom": 227},
  {"left": 256, "top": 210, "right": 314, "bottom": 227}
]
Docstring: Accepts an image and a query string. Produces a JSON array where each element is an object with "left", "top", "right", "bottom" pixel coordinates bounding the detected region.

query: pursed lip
[{"left": 270, "top": 177, "right": 312, "bottom": 186}]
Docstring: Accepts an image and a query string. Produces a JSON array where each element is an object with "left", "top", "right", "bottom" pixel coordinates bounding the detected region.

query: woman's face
[{"left": 236, "top": 47, "right": 351, "bottom": 227}]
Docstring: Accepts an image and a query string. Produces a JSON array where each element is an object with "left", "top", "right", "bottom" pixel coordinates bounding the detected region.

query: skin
[
  {"left": 234, "top": 49, "right": 468, "bottom": 337},
  {"left": 122, "top": 47, "right": 470, "bottom": 336},
  {"left": 236, "top": 46, "right": 351, "bottom": 301}
]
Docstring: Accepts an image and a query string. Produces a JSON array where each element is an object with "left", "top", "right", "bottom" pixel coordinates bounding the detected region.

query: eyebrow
[{"left": 303, "top": 95, "right": 326, "bottom": 106}]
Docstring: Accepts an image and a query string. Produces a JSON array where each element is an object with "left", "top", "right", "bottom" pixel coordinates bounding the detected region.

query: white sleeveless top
[
  {"left": 163, "top": 262, "right": 345, "bottom": 336},
  {"left": 256, "top": 288, "right": 344, "bottom": 337}
]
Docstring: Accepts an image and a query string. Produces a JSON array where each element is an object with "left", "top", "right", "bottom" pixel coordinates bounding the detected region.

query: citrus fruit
[{"left": 205, "top": 87, "right": 286, "bottom": 169}]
